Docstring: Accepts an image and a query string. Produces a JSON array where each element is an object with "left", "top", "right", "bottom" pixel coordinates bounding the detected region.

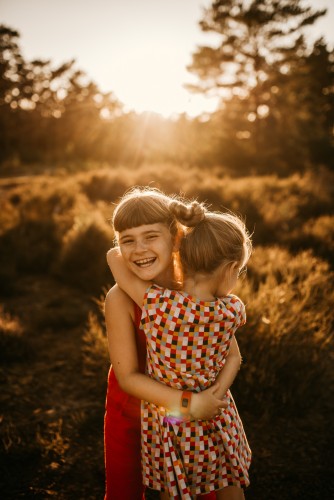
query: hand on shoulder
[{"left": 106, "top": 247, "right": 120, "bottom": 270}]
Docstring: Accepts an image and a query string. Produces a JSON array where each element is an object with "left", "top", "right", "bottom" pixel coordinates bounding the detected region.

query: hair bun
[{"left": 169, "top": 199, "right": 206, "bottom": 227}]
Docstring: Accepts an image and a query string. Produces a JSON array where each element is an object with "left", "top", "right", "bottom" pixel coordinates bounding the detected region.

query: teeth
[{"left": 135, "top": 257, "right": 156, "bottom": 267}]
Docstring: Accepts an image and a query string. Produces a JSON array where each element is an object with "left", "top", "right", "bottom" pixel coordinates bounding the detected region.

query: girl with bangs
[{"left": 104, "top": 188, "right": 247, "bottom": 499}]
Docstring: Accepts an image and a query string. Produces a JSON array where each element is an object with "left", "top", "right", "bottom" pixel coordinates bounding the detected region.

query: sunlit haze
[{"left": 2, "top": 0, "right": 334, "bottom": 118}]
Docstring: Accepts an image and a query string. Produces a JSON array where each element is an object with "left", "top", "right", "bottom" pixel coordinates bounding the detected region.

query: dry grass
[
  {"left": 82, "top": 310, "right": 109, "bottom": 378},
  {"left": 0, "top": 163, "right": 333, "bottom": 498},
  {"left": 0, "top": 306, "right": 30, "bottom": 362},
  {"left": 234, "top": 247, "right": 334, "bottom": 416}
]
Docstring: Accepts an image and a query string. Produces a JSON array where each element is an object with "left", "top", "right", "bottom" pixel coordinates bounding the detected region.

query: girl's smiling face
[{"left": 118, "top": 223, "right": 176, "bottom": 286}]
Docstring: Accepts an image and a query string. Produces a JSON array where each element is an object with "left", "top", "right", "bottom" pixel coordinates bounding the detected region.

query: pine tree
[
  {"left": 187, "top": 0, "right": 328, "bottom": 172},
  {"left": 188, "top": 0, "right": 326, "bottom": 101}
]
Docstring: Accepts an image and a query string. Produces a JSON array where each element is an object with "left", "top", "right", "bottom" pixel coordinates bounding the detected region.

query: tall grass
[
  {"left": 1, "top": 165, "right": 333, "bottom": 289},
  {"left": 0, "top": 163, "right": 333, "bottom": 499},
  {"left": 0, "top": 306, "right": 30, "bottom": 362},
  {"left": 234, "top": 246, "right": 334, "bottom": 417},
  {"left": 82, "top": 310, "right": 109, "bottom": 380}
]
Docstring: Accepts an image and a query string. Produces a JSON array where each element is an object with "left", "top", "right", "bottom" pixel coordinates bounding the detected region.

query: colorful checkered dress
[{"left": 140, "top": 284, "right": 251, "bottom": 499}]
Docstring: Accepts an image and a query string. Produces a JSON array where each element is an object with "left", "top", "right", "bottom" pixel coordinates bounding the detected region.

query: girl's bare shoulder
[{"left": 105, "top": 284, "right": 134, "bottom": 316}]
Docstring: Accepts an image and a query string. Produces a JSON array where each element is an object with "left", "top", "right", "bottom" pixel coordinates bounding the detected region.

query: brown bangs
[{"left": 113, "top": 194, "right": 174, "bottom": 233}]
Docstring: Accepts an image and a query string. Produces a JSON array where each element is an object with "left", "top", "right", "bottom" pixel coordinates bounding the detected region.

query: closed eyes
[{"left": 120, "top": 232, "right": 160, "bottom": 245}]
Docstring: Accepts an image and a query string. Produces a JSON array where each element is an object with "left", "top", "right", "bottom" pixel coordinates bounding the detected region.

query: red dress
[
  {"left": 104, "top": 303, "right": 146, "bottom": 500},
  {"left": 104, "top": 302, "right": 216, "bottom": 500}
]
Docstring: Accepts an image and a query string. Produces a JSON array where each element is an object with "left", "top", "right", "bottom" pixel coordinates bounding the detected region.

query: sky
[{"left": 2, "top": 0, "right": 334, "bottom": 118}]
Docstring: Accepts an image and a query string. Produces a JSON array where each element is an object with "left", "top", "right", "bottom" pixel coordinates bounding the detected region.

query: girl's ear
[
  {"left": 173, "top": 228, "right": 184, "bottom": 252},
  {"left": 229, "top": 262, "right": 240, "bottom": 277},
  {"left": 230, "top": 261, "right": 239, "bottom": 272},
  {"left": 220, "top": 261, "right": 238, "bottom": 279}
]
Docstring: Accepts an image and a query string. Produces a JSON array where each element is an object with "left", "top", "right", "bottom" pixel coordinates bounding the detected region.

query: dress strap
[{"left": 133, "top": 302, "right": 142, "bottom": 327}]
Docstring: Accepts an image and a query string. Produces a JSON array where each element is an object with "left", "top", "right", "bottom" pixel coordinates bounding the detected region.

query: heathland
[
  {"left": 1, "top": 6, "right": 334, "bottom": 496},
  {"left": 0, "top": 162, "right": 333, "bottom": 499}
]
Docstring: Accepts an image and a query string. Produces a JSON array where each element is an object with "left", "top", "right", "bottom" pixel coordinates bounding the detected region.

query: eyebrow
[{"left": 119, "top": 229, "right": 161, "bottom": 241}]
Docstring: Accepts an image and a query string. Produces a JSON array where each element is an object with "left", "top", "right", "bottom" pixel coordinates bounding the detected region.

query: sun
[
  {"left": 116, "top": 73, "right": 219, "bottom": 118},
  {"left": 103, "top": 45, "right": 219, "bottom": 118}
]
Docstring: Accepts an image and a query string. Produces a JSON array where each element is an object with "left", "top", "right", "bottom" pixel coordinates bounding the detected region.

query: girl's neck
[
  {"left": 183, "top": 274, "right": 217, "bottom": 301},
  {"left": 154, "top": 265, "right": 179, "bottom": 290},
  {"left": 154, "top": 254, "right": 183, "bottom": 290}
]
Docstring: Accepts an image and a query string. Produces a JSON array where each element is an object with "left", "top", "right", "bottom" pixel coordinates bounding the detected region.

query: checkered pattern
[{"left": 140, "top": 285, "right": 251, "bottom": 498}]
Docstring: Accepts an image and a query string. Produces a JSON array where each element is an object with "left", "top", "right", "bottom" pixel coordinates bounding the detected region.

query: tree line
[{"left": 1, "top": 0, "right": 333, "bottom": 176}]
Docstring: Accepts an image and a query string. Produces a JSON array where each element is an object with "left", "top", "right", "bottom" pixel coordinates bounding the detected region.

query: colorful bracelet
[{"left": 180, "top": 391, "right": 192, "bottom": 416}]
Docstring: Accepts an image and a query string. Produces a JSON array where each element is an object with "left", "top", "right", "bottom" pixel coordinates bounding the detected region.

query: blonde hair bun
[{"left": 169, "top": 200, "right": 206, "bottom": 227}]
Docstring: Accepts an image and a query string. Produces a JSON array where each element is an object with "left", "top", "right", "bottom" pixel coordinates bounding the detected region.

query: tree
[
  {"left": 187, "top": 0, "right": 327, "bottom": 171},
  {"left": 0, "top": 25, "right": 25, "bottom": 159},
  {"left": 0, "top": 25, "right": 122, "bottom": 164},
  {"left": 263, "top": 37, "right": 334, "bottom": 169}
]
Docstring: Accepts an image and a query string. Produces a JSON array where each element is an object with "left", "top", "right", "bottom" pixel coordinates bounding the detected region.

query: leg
[
  {"left": 160, "top": 488, "right": 216, "bottom": 499},
  {"left": 216, "top": 486, "right": 245, "bottom": 500},
  {"left": 104, "top": 409, "right": 143, "bottom": 500},
  {"left": 160, "top": 489, "right": 170, "bottom": 500}
]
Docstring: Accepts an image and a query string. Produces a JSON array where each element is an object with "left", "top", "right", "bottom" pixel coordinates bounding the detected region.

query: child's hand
[
  {"left": 190, "top": 384, "right": 228, "bottom": 420},
  {"left": 106, "top": 246, "right": 121, "bottom": 266}
]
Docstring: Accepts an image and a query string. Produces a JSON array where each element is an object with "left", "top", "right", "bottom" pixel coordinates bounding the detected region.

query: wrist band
[{"left": 180, "top": 391, "right": 192, "bottom": 416}]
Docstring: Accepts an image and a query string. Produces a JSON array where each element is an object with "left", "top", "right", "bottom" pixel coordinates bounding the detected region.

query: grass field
[{"left": 0, "top": 163, "right": 333, "bottom": 499}]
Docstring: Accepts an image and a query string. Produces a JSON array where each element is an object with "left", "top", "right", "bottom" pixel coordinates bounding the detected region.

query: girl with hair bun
[
  {"left": 108, "top": 193, "right": 252, "bottom": 499},
  {"left": 104, "top": 187, "right": 242, "bottom": 500}
]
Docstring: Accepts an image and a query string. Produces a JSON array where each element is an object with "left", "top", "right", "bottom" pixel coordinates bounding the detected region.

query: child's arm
[
  {"left": 106, "top": 248, "right": 242, "bottom": 419},
  {"left": 107, "top": 247, "right": 149, "bottom": 307},
  {"left": 190, "top": 336, "right": 242, "bottom": 419},
  {"left": 213, "top": 336, "right": 242, "bottom": 397},
  {"left": 105, "top": 285, "right": 228, "bottom": 419}
]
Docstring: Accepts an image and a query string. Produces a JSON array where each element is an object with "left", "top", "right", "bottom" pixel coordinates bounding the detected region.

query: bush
[
  {"left": 80, "top": 171, "right": 129, "bottom": 203},
  {"left": 55, "top": 214, "right": 114, "bottom": 294},
  {"left": 233, "top": 246, "right": 334, "bottom": 417},
  {"left": 287, "top": 215, "right": 334, "bottom": 263},
  {"left": 0, "top": 220, "right": 62, "bottom": 275}
]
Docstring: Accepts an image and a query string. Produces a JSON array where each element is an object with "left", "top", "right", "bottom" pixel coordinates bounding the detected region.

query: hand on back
[{"left": 190, "top": 383, "right": 228, "bottom": 420}]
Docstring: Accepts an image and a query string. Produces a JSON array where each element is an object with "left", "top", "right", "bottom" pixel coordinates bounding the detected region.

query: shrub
[
  {"left": 80, "top": 171, "right": 129, "bottom": 203},
  {"left": 233, "top": 246, "right": 334, "bottom": 418},
  {"left": 55, "top": 214, "right": 114, "bottom": 294},
  {"left": 287, "top": 215, "right": 334, "bottom": 263},
  {"left": 0, "top": 220, "right": 62, "bottom": 274}
]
